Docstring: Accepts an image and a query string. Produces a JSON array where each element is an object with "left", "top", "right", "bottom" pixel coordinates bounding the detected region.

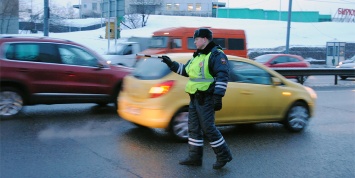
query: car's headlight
[{"left": 304, "top": 86, "right": 317, "bottom": 99}]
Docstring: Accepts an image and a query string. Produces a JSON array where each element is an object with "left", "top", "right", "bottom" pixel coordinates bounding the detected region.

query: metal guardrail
[{"left": 273, "top": 68, "right": 355, "bottom": 85}]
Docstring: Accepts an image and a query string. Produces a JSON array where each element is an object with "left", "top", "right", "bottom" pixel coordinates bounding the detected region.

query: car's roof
[
  {"left": 0, "top": 35, "right": 78, "bottom": 45},
  {"left": 154, "top": 53, "right": 283, "bottom": 76},
  {"left": 261, "top": 53, "right": 302, "bottom": 57}
]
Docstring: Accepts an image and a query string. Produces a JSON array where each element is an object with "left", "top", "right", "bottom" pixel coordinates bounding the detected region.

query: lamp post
[
  {"left": 285, "top": 0, "right": 292, "bottom": 54},
  {"left": 279, "top": 0, "right": 281, "bottom": 21}
]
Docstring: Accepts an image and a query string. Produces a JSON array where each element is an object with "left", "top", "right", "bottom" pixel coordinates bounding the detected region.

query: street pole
[
  {"left": 44, "top": 0, "right": 49, "bottom": 36},
  {"left": 227, "top": 0, "right": 230, "bottom": 18},
  {"left": 285, "top": 0, "right": 292, "bottom": 54},
  {"left": 279, "top": 0, "right": 281, "bottom": 21}
]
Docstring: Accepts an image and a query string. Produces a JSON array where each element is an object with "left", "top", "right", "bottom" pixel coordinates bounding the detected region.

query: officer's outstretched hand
[
  {"left": 213, "top": 95, "right": 222, "bottom": 111},
  {"left": 161, "top": 55, "right": 173, "bottom": 67}
]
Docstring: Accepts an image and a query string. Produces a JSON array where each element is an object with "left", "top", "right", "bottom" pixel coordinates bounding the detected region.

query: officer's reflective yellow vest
[{"left": 185, "top": 52, "right": 214, "bottom": 94}]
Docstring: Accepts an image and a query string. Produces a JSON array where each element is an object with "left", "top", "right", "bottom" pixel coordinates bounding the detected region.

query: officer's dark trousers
[{"left": 187, "top": 92, "right": 232, "bottom": 162}]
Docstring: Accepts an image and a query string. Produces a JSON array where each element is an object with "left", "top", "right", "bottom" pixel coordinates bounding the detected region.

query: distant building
[
  {"left": 74, "top": 0, "right": 334, "bottom": 23},
  {"left": 76, "top": 0, "right": 224, "bottom": 18},
  {"left": 216, "top": 8, "right": 332, "bottom": 22}
]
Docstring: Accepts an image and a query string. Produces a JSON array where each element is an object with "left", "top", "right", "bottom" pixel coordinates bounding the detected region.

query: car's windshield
[
  {"left": 132, "top": 57, "right": 171, "bottom": 80},
  {"left": 149, "top": 36, "right": 169, "bottom": 48},
  {"left": 106, "top": 44, "right": 127, "bottom": 55},
  {"left": 254, "top": 54, "right": 274, "bottom": 63}
]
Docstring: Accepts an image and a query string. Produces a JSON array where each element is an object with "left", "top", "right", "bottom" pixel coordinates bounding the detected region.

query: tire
[
  {"left": 169, "top": 107, "right": 189, "bottom": 141},
  {"left": 0, "top": 87, "right": 24, "bottom": 117},
  {"left": 340, "top": 76, "right": 348, "bottom": 80},
  {"left": 296, "top": 76, "right": 308, "bottom": 84},
  {"left": 283, "top": 102, "right": 309, "bottom": 132}
]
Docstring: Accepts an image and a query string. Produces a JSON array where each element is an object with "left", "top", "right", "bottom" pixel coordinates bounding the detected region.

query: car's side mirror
[{"left": 271, "top": 77, "right": 282, "bottom": 85}]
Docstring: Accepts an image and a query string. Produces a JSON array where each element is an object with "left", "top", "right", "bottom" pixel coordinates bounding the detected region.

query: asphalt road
[{"left": 1, "top": 77, "right": 354, "bottom": 178}]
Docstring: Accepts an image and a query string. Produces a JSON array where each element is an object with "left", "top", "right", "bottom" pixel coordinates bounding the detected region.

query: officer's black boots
[
  {"left": 179, "top": 146, "right": 203, "bottom": 166},
  {"left": 212, "top": 143, "right": 233, "bottom": 169}
]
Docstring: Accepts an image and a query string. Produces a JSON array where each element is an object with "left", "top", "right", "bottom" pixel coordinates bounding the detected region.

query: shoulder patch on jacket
[{"left": 220, "top": 58, "right": 227, "bottom": 64}]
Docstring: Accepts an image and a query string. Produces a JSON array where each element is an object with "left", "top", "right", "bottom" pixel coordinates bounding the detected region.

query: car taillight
[{"left": 149, "top": 80, "right": 175, "bottom": 98}]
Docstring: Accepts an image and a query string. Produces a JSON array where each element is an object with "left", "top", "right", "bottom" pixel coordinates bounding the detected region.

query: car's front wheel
[
  {"left": 0, "top": 87, "right": 24, "bottom": 117},
  {"left": 169, "top": 107, "right": 189, "bottom": 141},
  {"left": 284, "top": 101, "right": 309, "bottom": 132},
  {"left": 340, "top": 76, "right": 348, "bottom": 80}
]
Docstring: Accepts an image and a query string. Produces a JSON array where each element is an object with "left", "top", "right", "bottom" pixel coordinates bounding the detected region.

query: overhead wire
[{"left": 293, "top": 0, "right": 338, "bottom": 40}]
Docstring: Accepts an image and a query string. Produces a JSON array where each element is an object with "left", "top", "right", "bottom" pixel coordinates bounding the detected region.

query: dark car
[
  {"left": 336, "top": 59, "right": 355, "bottom": 80},
  {"left": 0, "top": 36, "right": 133, "bottom": 117},
  {"left": 254, "top": 54, "right": 310, "bottom": 83}
]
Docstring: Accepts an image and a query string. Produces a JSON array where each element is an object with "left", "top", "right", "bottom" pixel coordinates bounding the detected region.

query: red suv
[
  {"left": 0, "top": 36, "right": 133, "bottom": 117},
  {"left": 254, "top": 54, "right": 310, "bottom": 83}
]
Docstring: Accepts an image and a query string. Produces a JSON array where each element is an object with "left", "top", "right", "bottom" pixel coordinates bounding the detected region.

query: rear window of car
[
  {"left": 4, "top": 42, "right": 60, "bottom": 63},
  {"left": 132, "top": 57, "right": 171, "bottom": 80}
]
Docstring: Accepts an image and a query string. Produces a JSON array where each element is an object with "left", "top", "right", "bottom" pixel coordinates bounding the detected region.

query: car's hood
[
  {"left": 109, "top": 64, "right": 134, "bottom": 73},
  {"left": 339, "top": 63, "right": 355, "bottom": 68},
  {"left": 138, "top": 48, "right": 167, "bottom": 55}
]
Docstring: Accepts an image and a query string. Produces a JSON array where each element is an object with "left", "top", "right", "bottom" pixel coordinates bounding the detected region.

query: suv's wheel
[
  {"left": 284, "top": 102, "right": 309, "bottom": 132},
  {"left": 0, "top": 87, "right": 24, "bottom": 117},
  {"left": 296, "top": 76, "right": 308, "bottom": 84},
  {"left": 169, "top": 107, "right": 189, "bottom": 141}
]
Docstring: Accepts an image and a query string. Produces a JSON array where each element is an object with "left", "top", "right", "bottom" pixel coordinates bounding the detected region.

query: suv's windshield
[
  {"left": 149, "top": 36, "right": 169, "bottom": 48},
  {"left": 133, "top": 57, "right": 171, "bottom": 80}
]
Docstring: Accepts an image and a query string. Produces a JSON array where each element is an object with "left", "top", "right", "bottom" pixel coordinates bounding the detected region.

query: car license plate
[{"left": 126, "top": 106, "right": 141, "bottom": 115}]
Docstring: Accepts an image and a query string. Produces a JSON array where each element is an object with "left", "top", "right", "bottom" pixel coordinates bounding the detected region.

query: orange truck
[{"left": 139, "top": 27, "right": 248, "bottom": 58}]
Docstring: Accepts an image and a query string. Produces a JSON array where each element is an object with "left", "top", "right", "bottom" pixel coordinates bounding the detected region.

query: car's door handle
[
  {"left": 18, "top": 68, "right": 29, "bottom": 72},
  {"left": 65, "top": 71, "right": 75, "bottom": 77},
  {"left": 240, "top": 90, "right": 253, "bottom": 95}
]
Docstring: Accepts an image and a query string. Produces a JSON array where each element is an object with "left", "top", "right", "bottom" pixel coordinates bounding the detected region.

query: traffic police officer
[{"left": 161, "top": 28, "right": 233, "bottom": 169}]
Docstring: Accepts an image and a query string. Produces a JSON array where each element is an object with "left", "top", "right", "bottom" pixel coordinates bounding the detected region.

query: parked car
[
  {"left": 102, "top": 42, "right": 140, "bottom": 67},
  {"left": 338, "top": 55, "right": 355, "bottom": 66},
  {"left": 118, "top": 53, "right": 317, "bottom": 141},
  {"left": 0, "top": 36, "right": 133, "bottom": 117},
  {"left": 336, "top": 58, "right": 355, "bottom": 80},
  {"left": 254, "top": 54, "right": 310, "bottom": 83}
]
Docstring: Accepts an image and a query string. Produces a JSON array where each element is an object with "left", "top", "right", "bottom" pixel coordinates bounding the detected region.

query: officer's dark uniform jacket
[{"left": 167, "top": 41, "right": 232, "bottom": 162}]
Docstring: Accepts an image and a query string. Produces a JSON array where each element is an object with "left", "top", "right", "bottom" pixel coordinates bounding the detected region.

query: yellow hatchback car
[{"left": 118, "top": 53, "right": 317, "bottom": 140}]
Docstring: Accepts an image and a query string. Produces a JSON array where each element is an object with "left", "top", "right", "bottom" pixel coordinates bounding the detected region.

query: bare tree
[
  {"left": 0, "top": 0, "right": 19, "bottom": 33},
  {"left": 122, "top": 0, "right": 161, "bottom": 29}
]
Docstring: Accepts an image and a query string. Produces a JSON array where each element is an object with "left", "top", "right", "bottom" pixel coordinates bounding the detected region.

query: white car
[
  {"left": 102, "top": 42, "right": 140, "bottom": 67},
  {"left": 337, "top": 58, "right": 355, "bottom": 80}
]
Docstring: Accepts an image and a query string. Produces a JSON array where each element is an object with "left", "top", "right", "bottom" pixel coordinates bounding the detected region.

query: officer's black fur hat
[{"left": 193, "top": 28, "right": 213, "bottom": 41}]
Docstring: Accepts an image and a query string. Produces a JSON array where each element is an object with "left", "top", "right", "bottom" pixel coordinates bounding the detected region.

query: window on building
[
  {"left": 174, "top": 3, "right": 180, "bottom": 11},
  {"left": 92, "top": 3, "right": 97, "bottom": 11},
  {"left": 187, "top": 4, "right": 193, "bottom": 11},
  {"left": 196, "top": 3, "right": 201, "bottom": 11},
  {"left": 166, "top": 3, "right": 172, "bottom": 10},
  {"left": 83, "top": 4, "right": 87, "bottom": 8}
]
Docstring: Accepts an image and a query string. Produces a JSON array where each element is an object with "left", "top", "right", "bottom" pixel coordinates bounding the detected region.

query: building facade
[{"left": 77, "top": 0, "right": 223, "bottom": 18}]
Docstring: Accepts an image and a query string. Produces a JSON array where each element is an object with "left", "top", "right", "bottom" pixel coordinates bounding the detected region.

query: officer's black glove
[
  {"left": 213, "top": 95, "right": 222, "bottom": 111},
  {"left": 161, "top": 55, "right": 173, "bottom": 67}
]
